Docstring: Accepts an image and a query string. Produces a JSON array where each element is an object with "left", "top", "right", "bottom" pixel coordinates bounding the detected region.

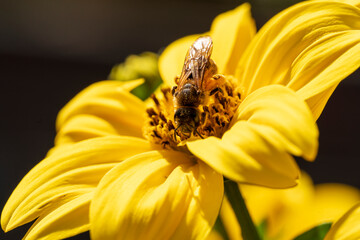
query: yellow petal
[
  {"left": 206, "top": 231, "right": 225, "bottom": 240},
  {"left": 301, "top": 85, "right": 337, "bottom": 122},
  {"left": 240, "top": 172, "right": 314, "bottom": 223},
  {"left": 242, "top": 172, "right": 315, "bottom": 240},
  {"left": 314, "top": 0, "right": 360, "bottom": 8},
  {"left": 2, "top": 163, "right": 114, "bottom": 233},
  {"left": 234, "top": 85, "right": 318, "bottom": 161},
  {"left": 56, "top": 80, "right": 145, "bottom": 140},
  {"left": 241, "top": 173, "right": 360, "bottom": 240},
  {"left": 90, "top": 150, "right": 223, "bottom": 240},
  {"left": 1, "top": 136, "right": 152, "bottom": 232},
  {"left": 23, "top": 192, "right": 93, "bottom": 240},
  {"left": 281, "top": 183, "right": 360, "bottom": 239},
  {"left": 236, "top": 1, "right": 360, "bottom": 119},
  {"left": 54, "top": 111, "right": 145, "bottom": 145},
  {"left": 55, "top": 114, "right": 119, "bottom": 145},
  {"left": 159, "top": 34, "right": 201, "bottom": 86},
  {"left": 210, "top": 3, "right": 256, "bottom": 75},
  {"left": 187, "top": 85, "right": 318, "bottom": 188},
  {"left": 279, "top": 180, "right": 360, "bottom": 240},
  {"left": 313, "top": 183, "right": 360, "bottom": 223},
  {"left": 324, "top": 202, "right": 360, "bottom": 240},
  {"left": 290, "top": 30, "right": 360, "bottom": 119}
]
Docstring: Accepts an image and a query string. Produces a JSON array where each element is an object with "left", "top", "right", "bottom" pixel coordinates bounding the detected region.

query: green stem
[
  {"left": 224, "top": 180, "right": 261, "bottom": 240},
  {"left": 214, "top": 215, "right": 230, "bottom": 240}
]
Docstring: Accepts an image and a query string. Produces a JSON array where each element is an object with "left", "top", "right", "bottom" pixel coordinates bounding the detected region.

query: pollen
[{"left": 143, "top": 76, "right": 242, "bottom": 149}]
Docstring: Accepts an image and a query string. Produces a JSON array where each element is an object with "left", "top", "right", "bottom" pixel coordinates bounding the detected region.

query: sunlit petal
[
  {"left": 314, "top": 0, "right": 360, "bottom": 8},
  {"left": 236, "top": 1, "right": 360, "bottom": 119},
  {"left": 1, "top": 136, "right": 152, "bottom": 232},
  {"left": 90, "top": 150, "right": 223, "bottom": 240},
  {"left": 240, "top": 173, "right": 360, "bottom": 240},
  {"left": 290, "top": 30, "right": 360, "bottom": 119},
  {"left": 188, "top": 85, "right": 318, "bottom": 188},
  {"left": 56, "top": 80, "right": 145, "bottom": 140},
  {"left": 55, "top": 114, "right": 119, "bottom": 145},
  {"left": 313, "top": 183, "right": 360, "bottom": 223},
  {"left": 210, "top": 3, "right": 256, "bottom": 75},
  {"left": 23, "top": 192, "right": 93, "bottom": 240},
  {"left": 324, "top": 202, "right": 360, "bottom": 240},
  {"left": 205, "top": 231, "right": 224, "bottom": 240},
  {"left": 233, "top": 85, "right": 318, "bottom": 161}
]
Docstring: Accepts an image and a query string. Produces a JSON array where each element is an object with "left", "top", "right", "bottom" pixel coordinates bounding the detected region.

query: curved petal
[
  {"left": 159, "top": 3, "right": 256, "bottom": 86},
  {"left": 314, "top": 0, "right": 360, "bottom": 8},
  {"left": 313, "top": 183, "right": 360, "bottom": 223},
  {"left": 1, "top": 136, "right": 153, "bottom": 233},
  {"left": 241, "top": 172, "right": 315, "bottom": 239},
  {"left": 90, "top": 150, "right": 223, "bottom": 240},
  {"left": 23, "top": 192, "right": 93, "bottom": 240},
  {"left": 324, "top": 202, "right": 360, "bottom": 240},
  {"left": 233, "top": 85, "right": 318, "bottom": 161},
  {"left": 187, "top": 85, "right": 318, "bottom": 188},
  {"left": 291, "top": 30, "right": 360, "bottom": 119},
  {"left": 241, "top": 174, "right": 360, "bottom": 240},
  {"left": 56, "top": 80, "right": 145, "bottom": 141},
  {"left": 236, "top": 1, "right": 360, "bottom": 119},
  {"left": 206, "top": 231, "right": 224, "bottom": 240},
  {"left": 210, "top": 3, "right": 256, "bottom": 76},
  {"left": 55, "top": 114, "right": 119, "bottom": 145},
  {"left": 241, "top": 172, "right": 314, "bottom": 222},
  {"left": 54, "top": 112, "right": 145, "bottom": 145}
]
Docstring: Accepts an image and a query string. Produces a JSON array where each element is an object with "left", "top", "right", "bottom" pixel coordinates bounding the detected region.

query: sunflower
[{"left": 2, "top": 1, "right": 360, "bottom": 239}]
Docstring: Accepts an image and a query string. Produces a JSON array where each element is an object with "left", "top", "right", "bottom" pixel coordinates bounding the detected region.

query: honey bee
[{"left": 172, "top": 36, "right": 224, "bottom": 139}]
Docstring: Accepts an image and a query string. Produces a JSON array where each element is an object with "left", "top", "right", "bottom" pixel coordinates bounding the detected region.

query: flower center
[{"left": 143, "top": 75, "right": 242, "bottom": 149}]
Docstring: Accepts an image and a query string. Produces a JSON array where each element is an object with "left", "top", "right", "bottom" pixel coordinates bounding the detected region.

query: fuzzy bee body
[{"left": 172, "top": 36, "right": 223, "bottom": 138}]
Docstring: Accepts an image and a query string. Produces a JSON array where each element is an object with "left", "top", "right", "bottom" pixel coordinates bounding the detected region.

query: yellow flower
[
  {"left": 215, "top": 172, "right": 360, "bottom": 240},
  {"left": 2, "top": 1, "right": 360, "bottom": 239}
]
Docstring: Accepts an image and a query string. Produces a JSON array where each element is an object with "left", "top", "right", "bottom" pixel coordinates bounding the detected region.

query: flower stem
[{"left": 224, "top": 180, "right": 261, "bottom": 240}]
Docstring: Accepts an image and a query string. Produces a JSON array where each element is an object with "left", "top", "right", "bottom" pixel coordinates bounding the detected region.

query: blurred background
[{"left": 1, "top": 0, "right": 359, "bottom": 239}]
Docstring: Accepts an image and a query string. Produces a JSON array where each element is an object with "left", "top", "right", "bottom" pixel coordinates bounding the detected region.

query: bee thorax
[{"left": 175, "top": 83, "right": 201, "bottom": 107}]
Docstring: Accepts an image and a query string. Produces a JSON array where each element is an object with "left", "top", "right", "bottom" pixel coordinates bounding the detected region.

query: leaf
[
  {"left": 293, "top": 222, "right": 332, "bottom": 240},
  {"left": 256, "top": 220, "right": 267, "bottom": 240}
]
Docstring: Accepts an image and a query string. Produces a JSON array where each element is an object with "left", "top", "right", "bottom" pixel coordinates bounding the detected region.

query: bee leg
[
  {"left": 212, "top": 74, "right": 225, "bottom": 81},
  {"left": 194, "top": 128, "right": 204, "bottom": 139},
  {"left": 210, "top": 87, "right": 223, "bottom": 96},
  {"left": 174, "top": 76, "right": 180, "bottom": 85},
  {"left": 174, "top": 124, "right": 181, "bottom": 141},
  {"left": 171, "top": 86, "right": 177, "bottom": 96}
]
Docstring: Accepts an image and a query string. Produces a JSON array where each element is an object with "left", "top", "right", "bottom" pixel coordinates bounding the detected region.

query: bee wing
[{"left": 178, "top": 36, "right": 213, "bottom": 89}]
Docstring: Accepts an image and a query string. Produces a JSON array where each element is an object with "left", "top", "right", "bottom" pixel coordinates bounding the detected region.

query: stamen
[{"left": 143, "top": 76, "right": 242, "bottom": 149}]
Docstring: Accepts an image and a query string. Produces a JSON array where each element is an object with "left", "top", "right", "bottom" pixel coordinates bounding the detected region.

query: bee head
[{"left": 174, "top": 107, "right": 200, "bottom": 135}]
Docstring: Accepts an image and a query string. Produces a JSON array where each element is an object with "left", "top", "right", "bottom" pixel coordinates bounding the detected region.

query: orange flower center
[{"left": 143, "top": 76, "right": 242, "bottom": 149}]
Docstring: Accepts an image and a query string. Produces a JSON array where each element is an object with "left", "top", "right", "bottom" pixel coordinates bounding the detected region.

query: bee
[{"left": 172, "top": 36, "right": 224, "bottom": 139}]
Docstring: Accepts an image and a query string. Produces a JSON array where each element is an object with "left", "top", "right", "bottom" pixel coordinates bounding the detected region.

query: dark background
[{"left": 1, "top": 0, "right": 359, "bottom": 239}]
